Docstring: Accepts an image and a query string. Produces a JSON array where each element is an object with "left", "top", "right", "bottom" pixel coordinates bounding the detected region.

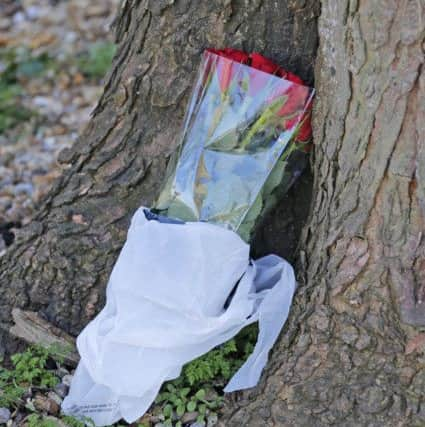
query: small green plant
[
  {"left": 61, "top": 415, "right": 96, "bottom": 427},
  {"left": 0, "top": 47, "right": 51, "bottom": 132},
  {"left": 0, "top": 81, "right": 33, "bottom": 132},
  {"left": 183, "top": 339, "right": 240, "bottom": 387},
  {"left": 182, "top": 324, "right": 258, "bottom": 388},
  {"left": 10, "top": 345, "right": 59, "bottom": 388},
  {"left": 156, "top": 383, "right": 222, "bottom": 427},
  {"left": 154, "top": 325, "right": 258, "bottom": 426},
  {"left": 27, "top": 413, "right": 58, "bottom": 427},
  {"left": 0, "top": 345, "right": 60, "bottom": 408},
  {"left": 0, "top": 364, "right": 25, "bottom": 407},
  {"left": 77, "top": 42, "right": 116, "bottom": 79}
]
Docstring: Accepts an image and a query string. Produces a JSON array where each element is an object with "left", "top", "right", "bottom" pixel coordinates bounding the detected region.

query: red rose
[
  {"left": 206, "top": 48, "right": 308, "bottom": 85},
  {"left": 206, "top": 48, "right": 249, "bottom": 93},
  {"left": 283, "top": 107, "right": 312, "bottom": 143},
  {"left": 221, "top": 48, "right": 250, "bottom": 64},
  {"left": 277, "top": 84, "right": 310, "bottom": 117},
  {"left": 205, "top": 48, "right": 313, "bottom": 142},
  {"left": 279, "top": 69, "right": 304, "bottom": 86},
  {"left": 249, "top": 52, "right": 305, "bottom": 87},
  {"left": 297, "top": 119, "right": 312, "bottom": 142},
  {"left": 206, "top": 48, "right": 249, "bottom": 64},
  {"left": 247, "top": 68, "right": 272, "bottom": 96},
  {"left": 250, "top": 52, "right": 281, "bottom": 75}
]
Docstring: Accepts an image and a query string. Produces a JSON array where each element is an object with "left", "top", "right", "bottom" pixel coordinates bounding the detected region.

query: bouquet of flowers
[
  {"left": 154, "top": 48, "right": 314, "bottom": 240},
  {"left": 63, "top": 49, "right": 314, "bottom": 426}
]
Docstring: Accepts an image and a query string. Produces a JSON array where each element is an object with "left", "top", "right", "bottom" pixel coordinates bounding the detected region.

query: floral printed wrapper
[{"left": 154, "top": 48, "right": 314, "bottom": 241}]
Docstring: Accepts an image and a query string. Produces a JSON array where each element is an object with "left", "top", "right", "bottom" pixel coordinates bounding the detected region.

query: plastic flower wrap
[
  {"left": 154, "top": 49, "right": 314, "bottom": 240},
  {"left": 63, "top": 49, "right": 314, "bottom": 427}
]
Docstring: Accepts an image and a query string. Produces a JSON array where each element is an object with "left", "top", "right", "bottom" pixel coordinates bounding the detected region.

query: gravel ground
[{"left": 0, "top": 0, "right": 120, "bottom": 255}]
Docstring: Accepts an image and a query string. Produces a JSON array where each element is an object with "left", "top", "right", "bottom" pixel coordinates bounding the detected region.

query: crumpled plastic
[{"left": 62, "top": 207, "right": 296, "bottom": 426}]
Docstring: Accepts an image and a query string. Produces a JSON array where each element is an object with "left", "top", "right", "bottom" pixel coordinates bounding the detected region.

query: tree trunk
[
  {"left": 1, "top": 0, "right": 424, "bottom": 426},
  {"left": 222, "top": 1, "right": 425, "bottom": 426},
  {"left": 0, "top": 0, "right": 318, "bottom": 349}
]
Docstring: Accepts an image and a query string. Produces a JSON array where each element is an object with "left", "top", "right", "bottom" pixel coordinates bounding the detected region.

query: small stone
[
  {"left": 0, "top": 407, "right": 11, "bottom": 424},
  {"left": 48, "top": 391, "right": 63, "bottom": 405},
  {"left": 1, "top": 2, "right": 21, "bottom": 17},
  {"left": 0, "top": 18, "right": 11, "bottom": 31},
  {"left": 181, "top": 411, "right": 199, "bottom": 424},
  {"left": 12, "top": 11, "right": 26, "bottom": 25},
  {"left": 26, "top": 6, "right": 43, "bottom": 20},
  {"left": 0, "top": 35, "right": 11, "bottom": 47},
  {"left": 56, "top": 367, "right": 69, "bottom": 378},
  {"left": 10, "top": 410, "right": 25, "bottom": 426},
  {"left": 204, "top": 389, "right": 219, "bottom": 401},
  {"left": 25, "top": 397, "right": 36, "bottom": 412},
  {"left": 13, "top": 183, "right": 34, "bottom": 196},
  {"left": 73, "top": 72, "right": 85, "bottom": 85},
  {"left": 62, "top": 374, "right": 73, "bottom": 386},
  {"left": 85, "top": 4, "right": 110, "bottom": 17},
  {"left": 207, "top": 413, "right": 218, "bottom": 426},
  {"left": 30, "top": 32, "right": 57, "bottom": 49},
  {"left": 54, "top": 382, "right": 69, "bottom": 398},
  {"left": 33, "top": 394, "right": 60, "bottom": 416}
]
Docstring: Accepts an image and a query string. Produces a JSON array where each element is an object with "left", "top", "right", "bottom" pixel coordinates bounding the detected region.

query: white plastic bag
[{"left": 62, "top": 207, "right": 296, "bottom": 426}]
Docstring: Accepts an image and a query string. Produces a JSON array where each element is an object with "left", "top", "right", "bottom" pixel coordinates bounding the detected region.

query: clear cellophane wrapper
[{"left": 154, "top": 50, "right": 314, "bottom": 241}]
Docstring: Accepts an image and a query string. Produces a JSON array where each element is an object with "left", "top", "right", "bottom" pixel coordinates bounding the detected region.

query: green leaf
[
  {"left": 166, "top": 199, "right": 198, "bottom": 222},
  {"left": 187, "top": 400, "right": 197, "bottom": 412},
  {"left": 166, "top": 383, "right": 177, "bottom": 393},
  {"left": 195, "top": 389, "right": 206, "bottom": 400},
  {"left": 179, "top": 387, "right": 191, "bottom": 398},
  {"left": 176, "top": 404, "right": 185, "bottom": 416},
  {"left": 163, "top": 404, "right": 173, "bottom": 418}
]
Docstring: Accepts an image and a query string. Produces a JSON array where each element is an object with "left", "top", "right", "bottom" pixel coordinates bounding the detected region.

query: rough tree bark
[
  {"left": 222, "top": 1, "right": 425, "bottom": 426},
  {"left": 0, "top": 0, "right": 424, "bottom": 425}
]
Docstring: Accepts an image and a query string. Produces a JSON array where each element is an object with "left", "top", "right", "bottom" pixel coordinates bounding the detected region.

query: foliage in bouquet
[{"left": 155, "top": 48, "right": 314, "bottom": 241}]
